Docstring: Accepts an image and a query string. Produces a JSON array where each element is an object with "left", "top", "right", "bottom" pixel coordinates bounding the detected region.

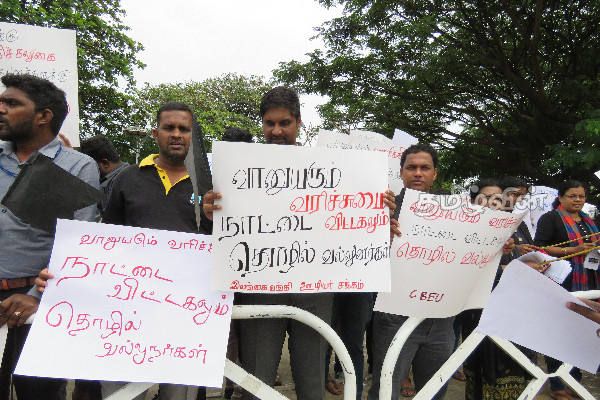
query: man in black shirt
[{"left": 102, "top": 101, "right": 208, "bottom": 400}]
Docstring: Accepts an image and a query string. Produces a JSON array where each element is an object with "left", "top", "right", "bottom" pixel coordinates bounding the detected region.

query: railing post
[
  {"left": 104, "top": 383, "right": 154, "bottom": 400},
  {"left": 223, "top": 359, "right": 289, "bottom": 400},
  {"left": 411, "top": 327, "right": 485, "bottom": 400},
  {"left": 230, "top": 305, "right": 357, "bottom": 400},
  {"left": 378, "top": 316, "right": 424, "bottom": 400}
]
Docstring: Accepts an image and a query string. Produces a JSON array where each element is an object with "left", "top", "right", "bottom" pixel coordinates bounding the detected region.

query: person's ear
[
  {"left": 36, "top": 109, "right": 54, "bottom": 128},
  {"left": 99, "top": 159, "right": 111, "bottom": 172}
]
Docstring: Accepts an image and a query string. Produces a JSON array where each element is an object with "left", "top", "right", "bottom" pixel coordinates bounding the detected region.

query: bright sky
[{"left": 120, "top": 0, "right": 342, "bottom": 129}]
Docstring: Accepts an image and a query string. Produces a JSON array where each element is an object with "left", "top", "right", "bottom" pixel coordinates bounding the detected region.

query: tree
[
  {"left": 0, "top": 0, "right": 144, "bottom": 140},
  {"left": 275, "top": 0, "right": 600, "bottom": 199},
  {"left": 124, "top": 74, "right": 273, "bottom": 161}
]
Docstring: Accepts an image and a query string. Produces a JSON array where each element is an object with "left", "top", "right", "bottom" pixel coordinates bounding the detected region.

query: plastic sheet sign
[
  {"left": 317, "top": 129, "right": 417, "bottom": 195},
  {"left": 375, "top": 189, "right": 526, "bottom": 318},
  {"left": 16, "top": 219, "right": 232, "bottom": 387},
  {"left": 210, "top": 142, "right": 391, "bottom": 293},
  {"left": 0, "top": 22, "right": 79, "bottom": 145}
]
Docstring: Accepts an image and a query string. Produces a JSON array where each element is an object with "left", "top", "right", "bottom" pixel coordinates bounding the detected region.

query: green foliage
[
  {"left": 126, "top": 74, "right": 273, "bottom": 161},
  {"left": 275, "top": 0, "right": 600, "bottom": 200},
  {"left": 0, "top": 0, "right": 144, "bottom": 141}
]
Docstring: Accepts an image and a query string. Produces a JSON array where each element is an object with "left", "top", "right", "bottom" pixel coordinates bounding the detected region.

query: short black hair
[
  {"left": 500, "top": 176, "right": 529, "bottom": 191},
  {"left": 222, "top": 127, "right": 253, "bottom": 143},
  {"left": 156, "top": 102, "right": 193, "bottom": 126},
  {"left": 80, "top": 135, "right": 121, "bottom": 163},
  {"left": 470, "top": 178, "right": 501, "bottom": 201},
  {"left": 260, "top": 86, "right": 300, "bottom": 120},
  {"left": 552, "top": 180, "right": 585, "bottom": 209},
  {"left": 1, "top": 73, "right": 68, "bottom": 135},
  {"left": 400, "top": 143, "right": 438, "bottom": 169}
]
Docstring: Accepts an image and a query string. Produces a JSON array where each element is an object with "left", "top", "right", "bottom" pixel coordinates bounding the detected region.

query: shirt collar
[
  {"left": 139, "top": 154, "right": 189, "bottom": 194},
  {"left": 139, "top": 154, "right": 159, "bottom": 168},
  {"left": 0, "top": 136, "right": 61, "bottom": 160},
  {"left": 0, "top": 140, "right": 14, "bottom": 156},
  {"left": 38, "top": 137, "right": 62, "bottom": 158}
]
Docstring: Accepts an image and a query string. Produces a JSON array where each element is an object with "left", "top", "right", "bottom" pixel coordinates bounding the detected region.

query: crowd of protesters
[{"left": 0, "top": 73, "right": 598, "bottom": 400}]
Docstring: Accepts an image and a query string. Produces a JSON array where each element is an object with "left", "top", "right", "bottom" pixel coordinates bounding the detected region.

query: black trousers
[{"left": 0, "top": 286, "right": 66, "bottom": 400}]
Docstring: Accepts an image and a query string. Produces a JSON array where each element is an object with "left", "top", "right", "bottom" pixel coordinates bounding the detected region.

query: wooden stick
[{"left": 538, "top": 232, "right": 600, "bottom": 249}]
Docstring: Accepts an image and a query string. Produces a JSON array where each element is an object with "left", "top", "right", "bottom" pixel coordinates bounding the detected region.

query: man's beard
[
  {"left": 159, "top": 141, "right": 188, "bottom": 164},
  {"left": 161, "top": 151, "right": 187, "bottom": 163},
  {"left": 0, "top": 115, "right": 35, "bottom": 142}
]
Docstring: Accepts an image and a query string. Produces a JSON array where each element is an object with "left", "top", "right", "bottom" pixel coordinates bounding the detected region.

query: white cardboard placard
[
  {"left": 375, "top": 189, "right": 525, "bottom": 318},
  {"left": 210, "top": 142, "right": 391, "bottom": 293},
  {"left": 0, "top": 22, "right": 79, "bottom": 145},
  {"left": 16, "top": 219, "right": 232, "bottom": 387},
  {"left": 317, "top": 129, "right": 417, "bottom": 195}
]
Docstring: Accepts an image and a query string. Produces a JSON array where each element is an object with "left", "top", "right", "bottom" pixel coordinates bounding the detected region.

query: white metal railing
[
  {"left": 219, "top": 305, "right": 356, "bottom": 400},
  {"left": 3, "top": 291, "right": 599, "bottom": 400},
  {"left": 378, "top": 289, "right": 600, "bottom": 400},
  {"left": 0, "top": 305, "right": 356, "bottom": 400}
]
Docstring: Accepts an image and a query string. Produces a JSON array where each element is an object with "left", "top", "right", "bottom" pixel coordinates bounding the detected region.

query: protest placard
[
  {"left": 317, "top": 129, "right": 417, "bottom": 195},
  {"left": 374, "top": 189, "right": 526, "bottom": 318},
  {"left": 478, "top": 259, "right": 600, "bottom": 373},
  {"left": 391, "top": 128, "right": 419, "bottom": 149},
  {"left": 527, "top": 185, "right": 558, "bottom": 237},
  {"left": 0, "top": 22, "right": 79, "bottom": 145},
  {"left": 349, "top": 129, "right": 391, "bottom": 142},
  {"left": 210, "top": 141, "right": 391, "bottom": 293},
  {"left": 15, "top": 219, "right": 232, "bottom": 387},
  {"left": 390, "top": 129, "right": 418, "bottom": 192}
]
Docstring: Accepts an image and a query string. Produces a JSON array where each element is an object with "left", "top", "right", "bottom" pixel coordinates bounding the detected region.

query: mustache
[{"left": 168, "top": 139, "right": 185, "bottom": 145}]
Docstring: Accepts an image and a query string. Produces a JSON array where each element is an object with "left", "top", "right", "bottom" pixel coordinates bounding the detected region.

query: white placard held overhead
[
  {"left": 0, "top": 22, "right": 79, "bottom": 145},
  {"left": 478, "top": 259, "right": 600, "bottom": 373},
  {"left": 527, "top": 186, "right": 558, "bottom": 237},
  {"left": 317, "top": 129, "right": 417, "bottom": 196},
  {"left": 349, "top": 129, "right": 391, "bottom": 142},
  {"left": 16, "top": 220, "right": 232, "bottom": 387},
  {"left": 391, "top": 128, "right": 419, "bottom": 148},
  {"left": 211, "top": 142, "right": 391, "bottom": 293},
  {"left": 375, "top": 189, "right": 526, "bottom": 318}
]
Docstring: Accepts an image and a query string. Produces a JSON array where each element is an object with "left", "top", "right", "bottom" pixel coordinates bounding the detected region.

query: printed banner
[
  {"left": 16, "top": 220, "right": 232, "bottom": 387},
  {"left": 375, "top": 189, "right": 526, "bottom": 318},
  {"left": 210, "top": 142, "right": 391, "bottom": 293},
  {"left": 0, "top": 22, "right": 79, "bottom": 145}
]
